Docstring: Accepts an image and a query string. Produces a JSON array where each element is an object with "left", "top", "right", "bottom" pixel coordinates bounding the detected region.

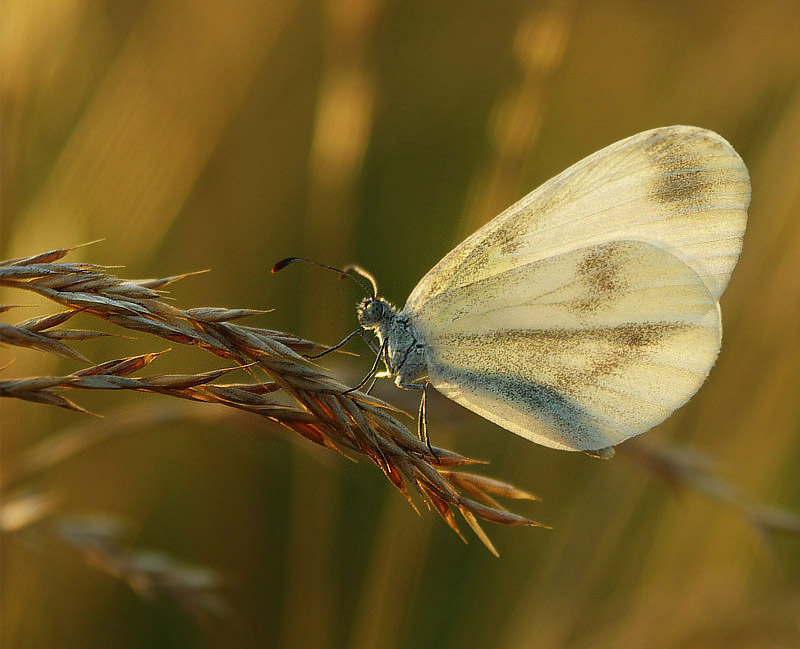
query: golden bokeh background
[{"left": 2, "top": 1, "right": 799, "bottom": 647}]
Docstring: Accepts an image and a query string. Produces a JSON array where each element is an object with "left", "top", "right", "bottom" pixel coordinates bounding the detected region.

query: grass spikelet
[{"left": 1, "top": 244, "right": 547, "bottom": 554}]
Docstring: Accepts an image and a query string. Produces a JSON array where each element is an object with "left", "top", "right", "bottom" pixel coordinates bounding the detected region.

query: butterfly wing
[
  {"left": 403, "top": 126, "right": 749, "bottom": 451},
  {"left": 412, "top": 241, "right": 722, "bottom": 451},
  {"left": 405, "top": 125, "right": 749, "bottom": 314}
]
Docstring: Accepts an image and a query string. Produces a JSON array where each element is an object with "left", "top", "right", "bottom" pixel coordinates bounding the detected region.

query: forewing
[
  {"left": 406, "top": 125, "right": 749, "bottom": 314},
  {"left": 415, "top": 241, "right": 721, "bottom": 451}
]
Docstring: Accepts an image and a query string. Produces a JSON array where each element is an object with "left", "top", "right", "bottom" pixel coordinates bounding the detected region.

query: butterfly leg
[
  {"left": 398, "top": 380, "right": 438, "bottom": 463},
  {"left": 364, "top": 370, "right": 391, "bottom": 395},
  {"left": 356, "top": 330, "right": 389, "bottom": 394},
  {"left": 305, "top": 327, "right": 381, "bottom": 360},
  {"left": 344, "top": 338, "right": 388, "bottom": 394},
  {"left": 357, "top": 328, "right": 381, "bottom": 355},
  {"left": 304, "top": 327, "right": 362, "bottom": 359}
]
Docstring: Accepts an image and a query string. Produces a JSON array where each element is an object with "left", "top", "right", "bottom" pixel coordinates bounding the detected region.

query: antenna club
[
  {"left": 269, "top": 256, "right": 376, "bottom": 297},
  {"left": 271, "top": 257, "right": 299, "bottom": 273}
]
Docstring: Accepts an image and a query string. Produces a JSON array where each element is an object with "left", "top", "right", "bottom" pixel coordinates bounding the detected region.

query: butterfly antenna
[
  {"left": 271, "top": 257, "right": 374, "bottom": 297},
  {"left": 342, "top": 264, "right": 378, "bottom": 298}
]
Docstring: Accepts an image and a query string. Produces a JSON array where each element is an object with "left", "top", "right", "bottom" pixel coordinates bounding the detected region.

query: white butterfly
[{"left": 281, "top": 126, "right": 750, "bottom": 455}]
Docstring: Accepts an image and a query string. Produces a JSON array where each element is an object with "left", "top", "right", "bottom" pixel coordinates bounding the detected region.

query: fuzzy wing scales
[
  {"left": 413, "top": 241, "right": 722, "bottom": 451},
  {"left": 405, "top": 125, "right": 749, "bottom": 316}
]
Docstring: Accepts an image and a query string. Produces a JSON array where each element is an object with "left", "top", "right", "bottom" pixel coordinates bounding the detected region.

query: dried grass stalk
[
  {"left": 0, "top": 487, "right": 225, "bottom": 616},
  {"left": 55, "top": 513, "right": 226, "bottom": 617},
  {"left": 1, "top": 244, "right": 546, "bottom": 555}
]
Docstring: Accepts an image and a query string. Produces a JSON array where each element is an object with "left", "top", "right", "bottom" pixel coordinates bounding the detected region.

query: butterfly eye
[
  {"left": 359, "top": 298, "right": 392, "bottom": 327},
  {"left": 357, "top": 298, "right": 379, "bottom": 326}
]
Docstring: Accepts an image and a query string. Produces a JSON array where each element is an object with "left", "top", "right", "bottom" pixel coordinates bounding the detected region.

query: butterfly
[{"left": 275, "top": 125, "right": 750, "bottom": 456}]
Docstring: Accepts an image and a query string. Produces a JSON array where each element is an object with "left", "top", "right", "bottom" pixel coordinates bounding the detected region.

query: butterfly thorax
[{"left": 357, "top": 297, "right": 428, "bottom": 387}]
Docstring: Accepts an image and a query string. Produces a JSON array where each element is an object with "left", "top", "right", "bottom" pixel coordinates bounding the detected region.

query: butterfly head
[{"left": 357, "top": 297, "right": 395, "bottom": 329}]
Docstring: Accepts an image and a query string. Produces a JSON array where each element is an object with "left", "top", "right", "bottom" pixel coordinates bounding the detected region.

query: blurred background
[{"left": 2, "top": 0, "right": 799, "bottom": 647}]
